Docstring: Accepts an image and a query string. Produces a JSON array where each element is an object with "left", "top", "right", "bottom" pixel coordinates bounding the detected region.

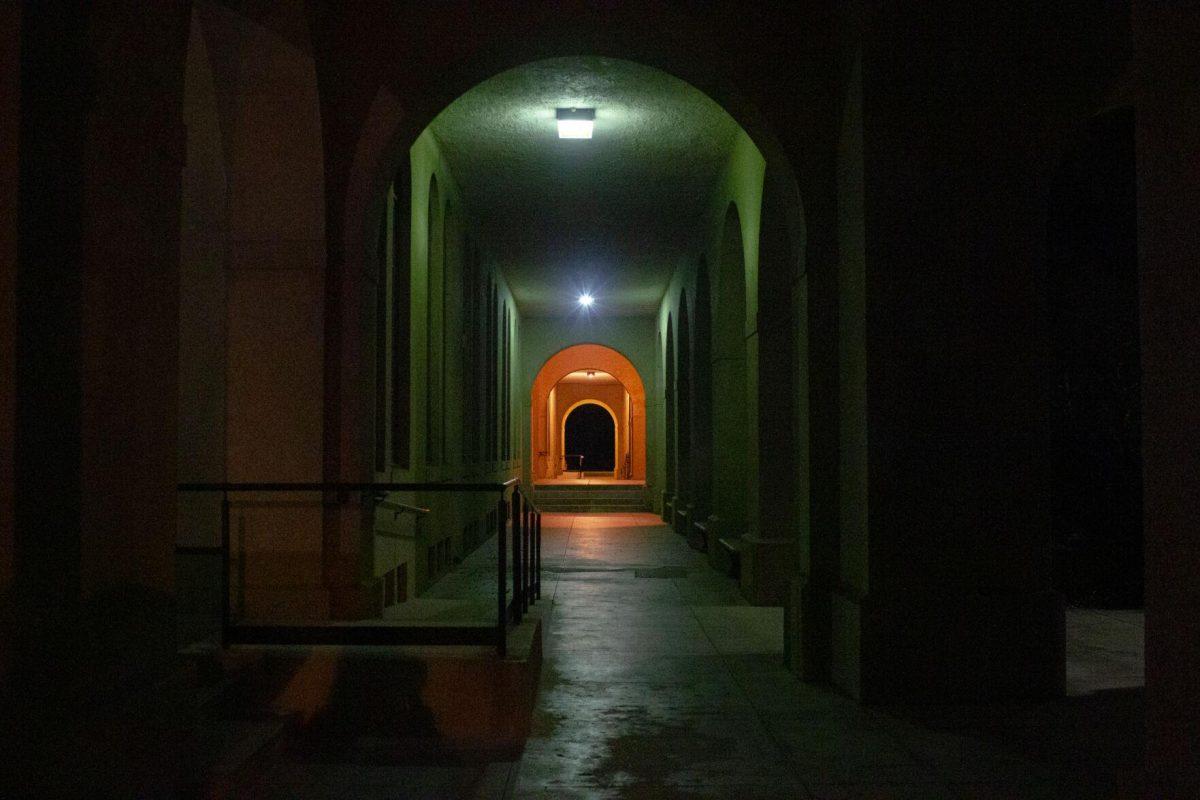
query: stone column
[
  {"left": 1134, "top": 4, "right": 1200, "bottom": 791},
  {"left": 831, "top": 24, "right": 1064, "bottom": 702}
]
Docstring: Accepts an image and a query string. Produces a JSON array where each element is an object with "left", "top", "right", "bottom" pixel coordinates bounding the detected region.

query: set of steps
[{"left": 533, "top": 482, "right": 650, "bottom": 513}]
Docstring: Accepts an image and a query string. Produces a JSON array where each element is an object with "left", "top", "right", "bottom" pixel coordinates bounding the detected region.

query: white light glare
[
  {"left": 578, "top": 293, "right": 595, "bottom": 307},
  {"left": 557, "top": 119, "right": 594, "bottom": 139}
]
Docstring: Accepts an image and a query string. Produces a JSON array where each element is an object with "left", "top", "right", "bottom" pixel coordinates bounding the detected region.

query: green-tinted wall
[
  {"left": 371, "top": 128, "right": 522, "bottom": 597},
  {"left": 656, "top": 130, "right": 765, "bottom": 529}
]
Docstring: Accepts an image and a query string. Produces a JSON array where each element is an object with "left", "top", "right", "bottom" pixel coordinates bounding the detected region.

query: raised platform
[
  {"left": 193, "top": 610, "right": 543, "bottom": 762},
  {"left": 532, "top": 479, "right": 650, "bottom": 512}
]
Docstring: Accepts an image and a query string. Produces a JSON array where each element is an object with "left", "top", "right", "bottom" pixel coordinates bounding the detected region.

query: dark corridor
[{"left": 564, "top": 404, "right": 616, "bottom": 472}]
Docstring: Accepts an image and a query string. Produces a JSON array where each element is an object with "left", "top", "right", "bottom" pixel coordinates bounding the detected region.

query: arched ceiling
[{"left": 429, "top": 56, "right": 740, "bottom": 317}]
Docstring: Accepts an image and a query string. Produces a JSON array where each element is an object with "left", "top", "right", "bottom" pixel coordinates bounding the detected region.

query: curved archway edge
[
  {"left": 561, "top": 399, "right": 620, "bottom": 476},
  {"left": 530, "top": 343, "right": 647, "bottom": 482}
]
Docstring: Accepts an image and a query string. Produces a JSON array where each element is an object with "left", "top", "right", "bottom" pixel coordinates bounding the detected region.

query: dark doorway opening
[{"left": 564, "top": 404, "right": 616, "bottom": 473}]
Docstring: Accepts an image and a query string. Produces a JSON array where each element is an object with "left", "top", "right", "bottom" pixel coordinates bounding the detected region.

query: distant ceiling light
[
  {"left": 587, "top": 370, "right": 596, "bottom": 378},
  {"left": 578, "top": 293, "right": 594, "bottom": 307},
  {"left": 557, "top": 107, "right": 595, "bottom": 139}
]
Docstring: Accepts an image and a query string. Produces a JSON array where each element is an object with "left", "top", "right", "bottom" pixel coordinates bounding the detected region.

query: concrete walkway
[
  {"left": 220, "top": 512, "right": 1145, "bottom": 799},
  {"left": 514, "top": 512, "right": 1146, "bottom": 799}
]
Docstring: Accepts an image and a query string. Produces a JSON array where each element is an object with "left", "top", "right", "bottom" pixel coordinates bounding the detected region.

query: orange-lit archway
[{"left": 531, "top": 344, "right": 647, "bottom": 482}]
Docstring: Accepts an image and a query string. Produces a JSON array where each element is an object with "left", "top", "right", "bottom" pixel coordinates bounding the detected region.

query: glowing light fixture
[
  {"left": 557, "top": 107, "right": 595, "bottom": 139},
  {"left": 587, "top": 370, "right": 597, "bottom": 378},
  {"left": 578, "top": 293, "right": 594, "bottom": 307}
]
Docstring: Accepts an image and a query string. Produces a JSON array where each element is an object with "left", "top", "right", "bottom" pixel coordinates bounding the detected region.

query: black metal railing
[
  {"left": 562, "top": 453, "right": 585, "bottom": 478},
  {"left": 177, "top": 479, "right": 542, "bottom": 656}
]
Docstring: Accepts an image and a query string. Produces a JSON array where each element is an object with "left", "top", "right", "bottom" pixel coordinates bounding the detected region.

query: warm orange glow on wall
[{"left": 530, "top": 344, "right": 648, "bottom": 482}]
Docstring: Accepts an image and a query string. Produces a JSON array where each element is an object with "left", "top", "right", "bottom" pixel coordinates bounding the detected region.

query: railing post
[
  {"left": 497, "top": 496, "right": 507, "bottom": 657},
  {"left": 511, "top": 490, "right": 523, "bottom": 624},
  {"left": 220, "top": 490, "right": 230, "bottom": 647},
  {"left": 523, "top": 500, "right": 532, "bottom": 611},
  {"left": 535, "top": 510, "right": 542, "bottom": 600},
  {"left": 526, "top": 504, "right": 534, "bottom": 607}
]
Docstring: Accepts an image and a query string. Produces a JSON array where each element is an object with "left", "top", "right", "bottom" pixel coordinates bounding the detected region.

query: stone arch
[
  {"left": 664, "top": 317, "right": 676, "bottom": 506},
  {"left": 177, "top": 8, "right": 229, "bottom": 553},
  {"left": 179, "top": 1, "right": 332, "bottom": 618},
  {"left": 692, "top": 258, "right": 714, "bottom": 519},
  {"left": 677, "top": 288, "right": 693, "bottom": 507},
  {"left": 425, "top": 174, "right": 443, "bottom": 467},
  {"left": 530, "top": 343, "right": 647, "bottom": 483},
  {"left": 712, "top": 203, "right": 750, "bottom": 537},
  {"left": 340, "top": 46, "right": 808, "bottom": 527}
]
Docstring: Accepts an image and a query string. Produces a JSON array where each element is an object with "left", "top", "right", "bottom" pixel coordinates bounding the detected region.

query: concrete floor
[
  {"left": 229, "top": 512, "right": 1147, "bottom": 799},
  {"left": 512, "top": 512, "right": 1146, "bottom": 799}
]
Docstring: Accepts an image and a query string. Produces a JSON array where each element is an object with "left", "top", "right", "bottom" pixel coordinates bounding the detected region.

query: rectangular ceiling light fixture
[{"left": 557, "top": 107, "right": 595, "bottom": 139}]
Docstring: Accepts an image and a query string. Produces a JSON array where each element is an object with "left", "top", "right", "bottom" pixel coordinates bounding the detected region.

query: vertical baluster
[
  {"left": 220, "top": 489, "right": 230, "bottom": 647},
  {"left": 523, "top": 498, "right": 531, "bottom": 611},
  {"left": 535, "top": 510, "right": 542, "bottom": 600},
  {"left": 512, "top": 491, "right": 523, "bottom": 624},
  {"left": 496, "top": 496, "right": 507, "bottom": 656}
]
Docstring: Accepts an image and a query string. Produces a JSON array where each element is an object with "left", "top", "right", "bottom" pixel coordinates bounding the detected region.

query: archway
[
  {"left": 691, "top": 259, "right": 713, "bottom": 520},
  {"left": 530, "top": 343, "right": 647, "bottom": 483},
  {"left": 562, "top": 400, "right": 618, "bottom": 474},
  {"left": 664, "top": 317, "right": 676, "bottom": 518},
  {"left": 712, "top": 203, "right": 750, "bottom": 536},
  {"left": 676, "top": 289, "right": 693, "bottom": 509}
]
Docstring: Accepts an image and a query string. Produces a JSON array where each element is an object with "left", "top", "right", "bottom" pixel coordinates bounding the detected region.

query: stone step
[
  {"left": 535, "top": 494, "right": 645, "bottom": 502},
  {"left": 535, "top": 491, "right": 648, "bottom": 496},
  {"left": 535, "top": 497, "right": 647, "bottom": 505},
  {"left": 533, "top": 488, "right": 646, "bottom": 497}
]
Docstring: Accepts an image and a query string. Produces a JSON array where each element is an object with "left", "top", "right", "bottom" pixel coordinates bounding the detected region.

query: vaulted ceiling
[{"left": 429, "top": 57, "right": 740, "bottom": 317}]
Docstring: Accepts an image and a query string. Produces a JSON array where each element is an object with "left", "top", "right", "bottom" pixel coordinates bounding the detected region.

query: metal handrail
[
  {"left": 176, "top": 477, "right": 539, "bottom": 657},
  {"left": 179, "top": 479, "right": 519, "bottom": 492},
  {"left": 562, "top": 453, "right": 585, "bottom": 478},
  {"left": 375, "top": 498, "right": 431, "bottom": 518}
]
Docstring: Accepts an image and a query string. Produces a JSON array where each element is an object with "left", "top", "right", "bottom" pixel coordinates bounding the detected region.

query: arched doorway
[
  {"left": 530, "top": 343, "right": 648, "bottom": 483},
  {"left": 563, "top": 401, "right": 618, "bottom": 474}
]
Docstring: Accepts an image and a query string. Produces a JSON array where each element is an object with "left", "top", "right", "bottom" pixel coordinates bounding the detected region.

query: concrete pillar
[
  {"left": 1134, "top": 5, "right": 1200, "bottom": 791},
  {"left": 741, "top": 170, "right": 799, "bottom": 605},
  {"left": 789, "top": 187, "right": 839, "bottom": 682},
  {"left": 831, "top": 27, "right": 1064, "bottom": 702},
  {"left": 11, "top": 0, "right": 189, "bottom": 711},
  {"left": 0, "top": 2, "right": 19, "bottom": 686}
]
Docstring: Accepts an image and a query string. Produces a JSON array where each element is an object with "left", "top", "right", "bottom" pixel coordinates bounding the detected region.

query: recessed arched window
[
  {"left": 462, "top": 237, "right": 477, "bottom": 464},
  {"left": 425, "top": 174, "right": 442, "bottom": 466},
  {"left": 391, "top": 161, "right": 411, "bottom": 469},
  {"left": 693, "top": 257, "right": 713, "bottom": 514},
  {"left": 489, "top": 280, "right": 498, "bottom": 461},
  {"left": 713, "top": 203, "right": 748, "bottom": 530},
  {"left": 374, "top": 196, "right": 388, "bottom": 472},
  {"left": 665, "top": 313, "right": 675, "bottom": 496},
  {"left": 677, "top": 287, "right": 692, "bottom": 501},
  {"left": 503, "top": 303, "right": 511, "bottom": 460}
]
